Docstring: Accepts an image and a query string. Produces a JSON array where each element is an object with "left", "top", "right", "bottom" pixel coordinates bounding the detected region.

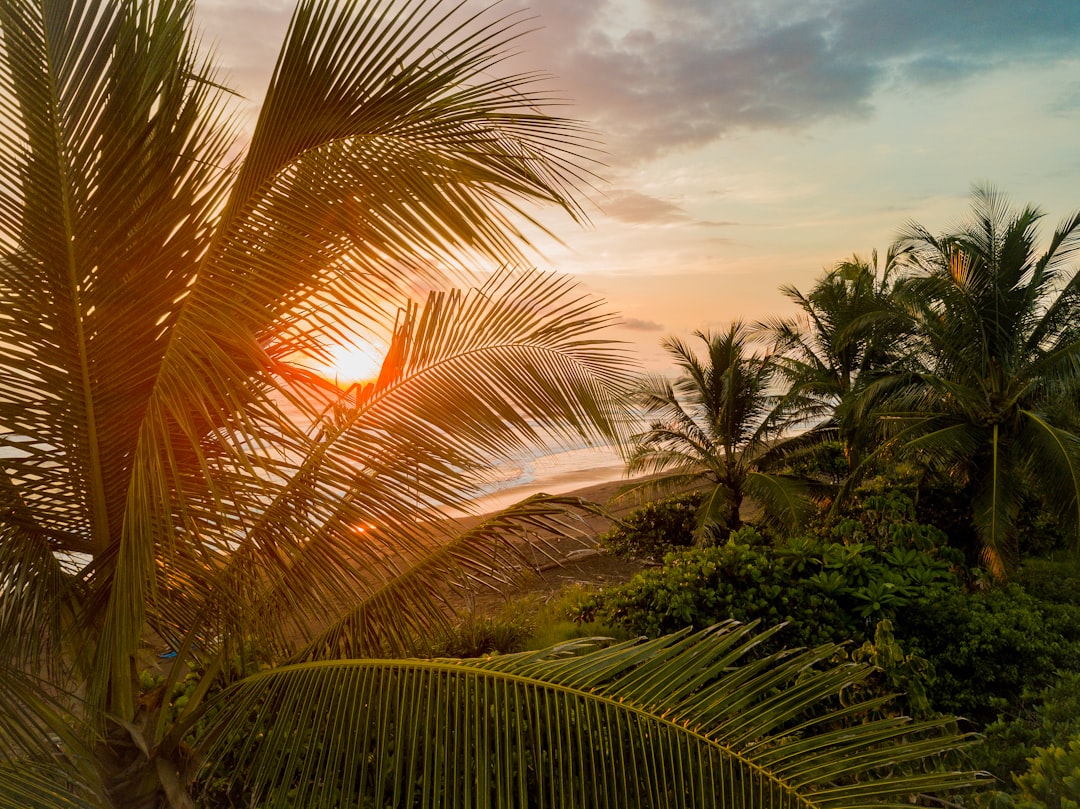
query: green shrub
[
  {"left": 421, "top": 611, "right": 535, "bottom": 658},
  {"left": 974, "top": 671, "right": 1080, "bottom": 788},
  {"left": 578, "top": 525, "right": 961, "bottom": 651},
  {"left": 599, "top": 491, "right": 704, "bottom": 562},
  {"left": 785, "top": 439, "right": 849, "bottom": 485},
  {"left": 897, "top": 586, "right": 1080, "bottom": 726},
  {"left": 981, "top": 731, "right": 1080, "bottom": 809},
  {"left": 1019, "top": 560, "right": 1080, "bottom": 607},
  {"left": 1012, "top": 735, "right": 1080, "bottom": 809}
]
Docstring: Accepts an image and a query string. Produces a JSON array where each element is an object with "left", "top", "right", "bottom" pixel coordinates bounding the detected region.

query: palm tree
[
  {"left": 862, "top": 185, "right": 1080, "bottom": 577},
  {"left": 759, "top": 248, "right": 910, "bottom": 475},
  {"left": 0, "top": 1, "right": 979, "bottom": 806},
  {"left": 624, "top": 324, "right": 813, "bottom": 537}
]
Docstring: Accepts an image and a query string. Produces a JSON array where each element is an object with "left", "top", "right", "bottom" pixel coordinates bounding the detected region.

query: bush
[
  {"left": 973, "top": 671, "right": 1080, "bottom": 788},
  {"left": 897, "top": 586, "right": 1080, "bottom": 726},
  {"left": 785, "top": 439, "right": 849, "bottom": 485},
  {"left": 599, "top": 491, "right": 704, "bottom": 562},
  {"left": 1012, "top": 735, "right": 1080, "bottom": 809},
  {"left": 579, "top": 524, "right": 962, "bottom": 651},
  {"left": 421, "top": 611, "right": 535, "bottom": 658},
  {"left": 980, "top": 729, "right": 1080, "bottom": 809}
]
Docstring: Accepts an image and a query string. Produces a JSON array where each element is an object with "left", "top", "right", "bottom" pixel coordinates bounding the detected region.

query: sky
[{"left": 196, "top": 0, "right": 1080, "bottom": 372}]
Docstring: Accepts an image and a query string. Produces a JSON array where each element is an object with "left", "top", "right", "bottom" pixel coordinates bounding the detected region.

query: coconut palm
[
  {"left": 759, "top": 248, "right": 910, "bottom": 475},
  {"left": 0, "top": 1, "right": 978, "bottom": 806},
  {"left": 863, "top": 186, "right": 1080, "bottom": 576},
  {"left": 624, "top": 323, "right": 813, "bottom": 537},
  {"left": 0, "top": 0, "right": 624, "bottom": 802}
]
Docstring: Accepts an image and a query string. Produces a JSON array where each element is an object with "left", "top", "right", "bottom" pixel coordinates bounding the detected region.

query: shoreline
[{"left": 450, "top": 443, "right": 633, "bottom": 515}]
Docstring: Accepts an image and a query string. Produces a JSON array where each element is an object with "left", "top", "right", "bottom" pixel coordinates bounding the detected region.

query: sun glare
[{"left": 323, "top": 340, "right": 386, "bottom": 387}]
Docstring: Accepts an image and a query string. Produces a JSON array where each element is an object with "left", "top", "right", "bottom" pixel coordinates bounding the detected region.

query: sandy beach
[{"left": 461, "top": 445, "right": 637, "bottom": 514}]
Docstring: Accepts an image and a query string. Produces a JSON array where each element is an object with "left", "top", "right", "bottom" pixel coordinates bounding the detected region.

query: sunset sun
[{"left": 322, "top": 339, "right": 386, "bottom": 387}]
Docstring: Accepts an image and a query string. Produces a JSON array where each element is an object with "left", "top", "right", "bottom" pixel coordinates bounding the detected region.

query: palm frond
[
  {"left": 195, "top": 622, "right": 982, "bottom": 809},
  {"left": 0, "top": 665, "right": 106, "bottom": 807},
  {"left": 289, "top": 494, "right": 608, "bottom": 661},
  {"left": 197, "top": 0, "right": 601, "bottom": 346},
  {"left": 744, "top": 471, "right": 814, "bottom": 533},
  {"left": 1018, "top": 409, "right": 1080, "bottom": 546}
]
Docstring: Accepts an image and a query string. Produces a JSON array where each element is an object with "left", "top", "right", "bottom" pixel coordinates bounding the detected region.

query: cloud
[
  {"left": 1048, "top": 81, "right": 1080, "bottom": 117},
  {"left": 600, "top": 189, "right": 741, "bottom": 227},
  {"left": 619, "top": 317, "right": 665, "bottom": 332},
  {"left": 601, "top": 190, "right": 687, "bottom": 224},
  {"left": 498, "top": 0, "right": 1080, "bottom": 162}
]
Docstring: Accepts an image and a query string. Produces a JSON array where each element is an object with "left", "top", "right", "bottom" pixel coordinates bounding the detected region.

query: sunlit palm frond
[
  {"left": 196, "top": 0, "right": 600, "bottom": 352},
  {"left": 289, "top": 494, "right": 608, "bottom": 661},
  {"left": 0, "top": 0, "right": 238, "bottom": 560},
  {"left": 149, "top": 268, "right": 631, "bottom": 657},
  {"left": 195, "top": 622, "right": 981, "bottom": 809}
]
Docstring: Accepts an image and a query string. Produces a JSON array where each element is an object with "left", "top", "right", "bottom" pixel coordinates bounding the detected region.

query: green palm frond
[
  {"left": 1019, "top": 409, "right": 1080, "bottom": 538},
  {"left": 0, "top": 768, "right": 102, "bottom": 809},
  {"left": 195, "top": 622, "right": 981, "bottom": 809},
  {"left": 0, "top": 666, "right": 106, "bottom": 808},
  {"left": 744, "top": 471, "right": 815, "bottom": 533}
]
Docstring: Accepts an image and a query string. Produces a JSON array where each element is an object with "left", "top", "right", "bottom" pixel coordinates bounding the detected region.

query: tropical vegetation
[
  {"left": 0, "top": 1, "right": 986, "bottom": 808},
  {"left": 863, "top": 187, "right": 1080, "bottom": 576},
  {"left": 758, "top": 248, "right": 907, "bottom": 473},
  {"left": 595, "top": 184, "right": 1080, "bottom": 807},
  {"left": 621, "top": 323, "right": 814, "bottom": 538}
]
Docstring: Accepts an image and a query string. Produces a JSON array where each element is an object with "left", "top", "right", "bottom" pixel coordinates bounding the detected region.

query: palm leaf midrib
[{"left": 230, "top": 655, "right": 821, "bottom": 809}]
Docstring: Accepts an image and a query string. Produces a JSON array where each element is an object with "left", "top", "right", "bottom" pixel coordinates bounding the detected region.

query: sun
[{"left": 322, "top": 339, "right": 386, "bottom": 387}]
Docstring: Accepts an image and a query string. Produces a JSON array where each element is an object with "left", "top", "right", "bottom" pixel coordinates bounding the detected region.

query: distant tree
[
  {"left": 759, "top": 248, "right": 910, "bottom": 473},
  {"left": 863, "top": 185, "right": 1080, "bottom": 577},
  {"left": 624, "top": 323, "right": 813, "bottom": 538}
]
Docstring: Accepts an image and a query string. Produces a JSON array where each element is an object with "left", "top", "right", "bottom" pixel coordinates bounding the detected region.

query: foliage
[
  {"left": 975, "top": 672, "right": 1080, "bottom": 792},
  {"left": 760, "top": 249, "right": 910, "bottom": 474},
  {"left": 931, "top": 562, "right": 1080, "bottom": 787},
  {"left": 860, "top": 185, "right": 1080, "bottom": 576},
  {"left": 847, "top": 618, "right": 935, "bottom": 719},
  {"left": 896, "top": 586, "right": 1080, "bottom": 726},
  {"left": 0, "top": 0, "right": 637, "bottom": 805},
  {"left": 599, "top": 490, "right": 705, "bottom": 562},
  {"left": 577, "top": 495, "right": 962, "bottom": 650},
  {"left": 0, "top": 1, "right": 984, "bottom": 806},
  {"left": 195, "top": 622, "right": 983, "bottom": 809},
  {"left": 980, "top": 726, "right": 1080, "bottom": 809},
  {"left": 418, "top": 611, "right": 535, "bottom": 658},
  {"left": 624, "top": 323, "right": 814, "bottom": 536},
  {"left": 785, "top": 439, "right": 851, "bottom": 485},
  {"left": 515, "top": 587, "right": 634, "bottom": 651},
  {"left": 1011, "top": 736, "right": 1080, "bottom": 809}
]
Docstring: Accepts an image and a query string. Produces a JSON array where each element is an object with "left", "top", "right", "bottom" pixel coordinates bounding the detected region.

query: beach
[{"left": 462, "top": 444, "right": 634, "bottom": 515}]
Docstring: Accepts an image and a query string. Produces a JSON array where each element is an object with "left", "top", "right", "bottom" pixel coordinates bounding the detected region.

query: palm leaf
[
  {"left": 195, "top": 622, "right": 981, "bottom": 809},
  {"left": 0, "top": 666, "right": 106, "bottom": 808},
  {"left": 146, "top": 268, "right": 631, "bottom": 663},
  {"left": 744, "top": 471, "right": 814, "bottom": 533},
  {"left": 289, "top": 494, "right": 608, "bottom": 661}
]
